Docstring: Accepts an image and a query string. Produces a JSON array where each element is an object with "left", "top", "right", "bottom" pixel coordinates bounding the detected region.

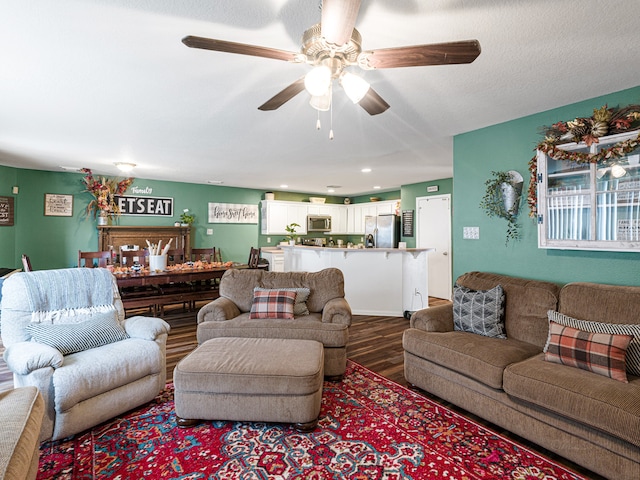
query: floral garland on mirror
[{"left": 528, "top": 104, "right": 640, "bottom": 217}]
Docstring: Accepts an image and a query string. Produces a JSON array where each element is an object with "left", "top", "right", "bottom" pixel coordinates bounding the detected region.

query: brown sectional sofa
[
  {"left": 197, "top": 268, "right": 352, "bottom": 379},
  {"left": 403, "top": 271, "right": 640, "bottom": 480}
]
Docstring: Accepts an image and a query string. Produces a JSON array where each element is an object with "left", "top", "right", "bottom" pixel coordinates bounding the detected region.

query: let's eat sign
[{"left": 115, "top": 195, "right": 174, "bottom": 216}]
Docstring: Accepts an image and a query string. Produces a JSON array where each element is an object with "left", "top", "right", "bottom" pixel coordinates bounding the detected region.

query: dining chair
[
  {"left": 120, "top": 249, "right": 149, "bottom": 267},
  {"left": 21, "top": 254, "right": 33, "bottom": 272},
  {"left": 78, "top": 250, "right": 112, "bottom": 268},
  {"left": 191, "top": 247, "right": 217, "bottom": 263},
  {"left": 165, "top": 248, "right": 185, "bottom": 266},
  {"left": 248, "top": 247, "right": 261, "bottom": 269},
  {"left": 190, "top": 248, "right": 220, "bottom": 299}
]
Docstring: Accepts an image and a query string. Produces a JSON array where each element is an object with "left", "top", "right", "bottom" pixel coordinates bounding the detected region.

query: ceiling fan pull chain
[{"left": 329, "top": 91, "right": 334, "bottom": 140}]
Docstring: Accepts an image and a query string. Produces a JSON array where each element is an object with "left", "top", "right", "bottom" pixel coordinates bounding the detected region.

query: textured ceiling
[{"left": 1, "top": 0, "right": 639, "bottom": 196}]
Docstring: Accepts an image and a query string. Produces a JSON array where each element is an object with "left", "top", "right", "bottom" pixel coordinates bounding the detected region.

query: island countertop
[
  {"left": 278, "top": 245, "right": 434, "bottom": 255},
  {"left": 280, "top": 244, "right": 434, "bottom": 316}
]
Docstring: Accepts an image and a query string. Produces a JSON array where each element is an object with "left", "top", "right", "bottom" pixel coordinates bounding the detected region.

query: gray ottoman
[{"left": 174, "top": 337, "right": 324, "bottom": 432}]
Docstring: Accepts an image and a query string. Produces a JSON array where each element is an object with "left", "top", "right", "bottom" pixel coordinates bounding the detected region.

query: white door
[{"left": 417, "top": 195, "right": 452, "bottom": 300}]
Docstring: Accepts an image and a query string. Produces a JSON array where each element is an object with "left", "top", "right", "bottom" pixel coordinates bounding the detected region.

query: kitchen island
[{"left": 280, "top": 245, "right": 434, "bottom": 316}]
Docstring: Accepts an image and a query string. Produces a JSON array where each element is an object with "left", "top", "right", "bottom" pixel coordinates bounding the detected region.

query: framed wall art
[
  {"left": 44, "top": 193, "right": 74, "bottom": 217},
  {"left": 0, "top": 196, "right": 14, "bottom": 226}
]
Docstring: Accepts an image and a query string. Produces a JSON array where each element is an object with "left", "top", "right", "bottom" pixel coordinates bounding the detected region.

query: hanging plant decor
[
  {"left": 480, "top": 170, "right": 524, "bottom": 245},
  {"left": 528, "top": 103, "right": 640, "bottom": 217}
]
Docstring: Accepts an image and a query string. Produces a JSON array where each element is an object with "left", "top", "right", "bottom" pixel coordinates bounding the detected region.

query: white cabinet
[
  {"left": 328, "top": 205, "right": 348, "bottom": 234},
  {"left": 537, "top": 130, "right": 640, "bottom": 251},
  {"left": 261, "top": 250, "right": 284, "bottom": 272},
  {"left": 262, "top": 199, "right": 399, "bottom": 236},
  {"left": 261, "top": 201, "right": 308, "bottom": 235},
  {"left": 346, "top": 200, "right": 399, "bottom": 234}
]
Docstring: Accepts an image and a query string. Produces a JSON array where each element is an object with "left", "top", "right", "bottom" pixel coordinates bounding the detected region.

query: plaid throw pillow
[
  {"left": 545, "top": 321, "right": 633, "bottom": 383},
  {"left": 249, "top": 289, "right": 296, "bottom": 319},
  {"left": 254, "top": 287, "right": 310, "bottom": 316},
  {"left": 545, "top": 310, "right": 640, "bottom": 376}
]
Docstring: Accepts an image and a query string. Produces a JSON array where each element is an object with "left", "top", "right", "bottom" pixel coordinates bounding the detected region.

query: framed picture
[
  {"left": 44, "top": 193, "right": 74, "bottom": 217},
  {"left": 0, "top": 196, "right": 14, "bottom": 226}
]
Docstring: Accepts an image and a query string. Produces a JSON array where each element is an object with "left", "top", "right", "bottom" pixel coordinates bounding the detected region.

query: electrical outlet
[
  {"left": 463, "top": 226, "right": 480, "bottom": 239},
  {"left": 206, "top": 228, "right": 213, "bottom": 235},
  {"left": 414, "top": 288, "right": 420, "bottom": 296},
  {"left": 267, "top": 237, "right": 271, "bottom": 243}
]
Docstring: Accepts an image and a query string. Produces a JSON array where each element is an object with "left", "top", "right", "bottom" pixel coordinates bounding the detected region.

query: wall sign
[
  {"left": 115, "top": 195, "right": 174, "bottom": 216},
  {"left": 402, "top": 209, "right": 414, "bottom": 237},
  {"left": 0, "top": 196, "right": 14, "bottom": 226},
  {"left": 44, "top": 193, "right": 73, "bottom": 217},
  {"left": 208, "top": 203, "right": 258, "bottom": 224}
]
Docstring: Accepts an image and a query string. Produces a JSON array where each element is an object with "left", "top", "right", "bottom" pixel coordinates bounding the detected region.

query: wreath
[{"left": 527, "top": 104, "right": 640, "bottom": 218}]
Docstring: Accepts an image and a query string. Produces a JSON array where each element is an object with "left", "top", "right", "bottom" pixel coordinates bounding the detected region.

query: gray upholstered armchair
[
  {"left": 197, "top": 268, "right": 352, "bottom": 379},
  {"left": 1, "top": 268, "right": 170, "bottom": 441}
]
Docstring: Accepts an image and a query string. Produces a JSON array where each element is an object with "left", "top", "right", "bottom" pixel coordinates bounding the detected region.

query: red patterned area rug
[{"left": 38, "top": 361, "right": 585, "bottom": 479}]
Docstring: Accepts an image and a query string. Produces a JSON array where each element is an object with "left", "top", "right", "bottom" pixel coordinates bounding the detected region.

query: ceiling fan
[{"left": 182, "top": 0, "right": 480, "bottom": 116}]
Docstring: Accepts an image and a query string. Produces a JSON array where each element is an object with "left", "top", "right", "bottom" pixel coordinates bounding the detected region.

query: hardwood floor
[{"left": 0, "top": 299, "right": 600, "bottom": 479}]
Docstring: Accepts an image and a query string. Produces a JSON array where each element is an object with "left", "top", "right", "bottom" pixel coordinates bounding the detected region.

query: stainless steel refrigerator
[{"left": 364, "top": 214, "right": 401, "bottom": 248}]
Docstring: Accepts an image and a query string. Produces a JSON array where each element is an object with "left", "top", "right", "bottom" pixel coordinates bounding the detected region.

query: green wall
[
  {"left": 0, "top": 166, "right": 405, "bottom": 269},
  {"left": 2, "top": 167, "right": 267, "bottom": 270},
  {"left": 0, "top": 167, "right": 18, "bottom": 268},
  {"left": 453, "top": 85, "right": 640, "bottom": 285}
]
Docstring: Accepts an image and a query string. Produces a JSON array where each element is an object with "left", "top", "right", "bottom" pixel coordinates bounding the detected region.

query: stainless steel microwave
[{"left": 307, "top": 215, "right": 331, "bottom": 232}]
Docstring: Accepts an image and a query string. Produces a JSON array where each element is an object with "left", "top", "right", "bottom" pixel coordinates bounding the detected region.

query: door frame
[{"left": 416, "top": 194, "right": 452, "bottom": 300}]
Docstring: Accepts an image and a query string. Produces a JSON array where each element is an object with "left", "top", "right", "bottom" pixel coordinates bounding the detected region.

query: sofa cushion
[
  {"left": 456, "top": 272, "right": 560, "bottom": 347},
  {"left": 25, "top": 314, "right": 129, "bottom": 355},
  {"left": 0, "top": 387, "right": 44, "bottom": 480},
  {"left": 197, "top": 313, "right": 349, "bottom": 348},
  {"left": 249, "top": 289, "right": 296, "bottom": 319},
  {"left": 260, "top": 269, "right": 345, "bottom": 313},
  {"left": 545, "top": 321, "right": 632, "bottom": 383},
  {"left": 402, "top": 328, "right": 541, "bottom": 389},
  {"left": 254, "top": 287, "right": 310, "bottom": 316},
  {"left": 504, "top": 354, "right": 640, "bottom": 447},
  {"left": 53, "top": 338, "right": 164, "bottom": 412},
  {"left": 219, "top": 268, "right": 345, "bottom": 314},
  {"left": 453, "top": 284, "right": 506, "bottom": 339},
  {"left": 546, "top": 310, "right": 640, "bottom": 376}
]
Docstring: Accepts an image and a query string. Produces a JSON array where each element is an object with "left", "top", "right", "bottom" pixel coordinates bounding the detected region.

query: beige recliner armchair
[
  {"left": 1, "top": 268, "right": 170, "bottom": 441},
  {"left": 197, "top": 267, "right": 352, "bottom": 379}
]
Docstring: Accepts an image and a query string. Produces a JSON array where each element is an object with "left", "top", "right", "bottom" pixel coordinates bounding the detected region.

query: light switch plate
[
  {"left": 206, "top": 228, "right": 213, "bottom": 235},
  {"left": 463, "top": 226, "right": 480, "bottom": 239}
]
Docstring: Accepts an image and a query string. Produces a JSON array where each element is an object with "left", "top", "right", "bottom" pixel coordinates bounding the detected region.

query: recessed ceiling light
[
  {"left": 59, "top": 166, "right": 81, "bottom": 172},
  {"left": 280, "top": 184, "right": 289, "bottom": 188},
  {"left": 361, "top": 168, "right": 372, "bottom": 173},
  {"left": 207, "top": 180, "right": 224, "bottom": 185},
  {"left": 327, "top": 189, "right": 335, "bottom": 193},
  {"left": 115, "top": 162, "right": 136, "bottom": 172},
  {"left": 373, "top": 185, "right": 381, "bottom": 189}
]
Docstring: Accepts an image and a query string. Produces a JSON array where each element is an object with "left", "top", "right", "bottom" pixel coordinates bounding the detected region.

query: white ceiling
[{"left": 2, "top": 0, "right": 639, "bottom": 196}]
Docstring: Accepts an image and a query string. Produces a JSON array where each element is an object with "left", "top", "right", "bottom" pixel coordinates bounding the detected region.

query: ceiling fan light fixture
[
  {"left": 310, "top": 85, "right": 332, "bottom": 111},
  {"left": 304, "top": 65, "right": 332, "bottom": 97},
  {"left": 340, "top": 71, "right": 370, "bottom": 104},
  {"left": 115, "top": 162, "right": 136, "bottom": 172}
]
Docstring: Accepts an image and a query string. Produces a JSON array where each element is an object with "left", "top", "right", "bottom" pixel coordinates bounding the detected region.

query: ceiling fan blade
[
  {"left": 358, "top": 87, "right": 390, "bottom": 116},
  {"left": 258, "top": 78, "right": 306, "bottom": 111},
  {"left": 361, "top": 40, "right": 481, "bottom": 69},
  {"left": 182, "top": 36, "right": 300, "bottom": 62},
  {"left": 321, "top": 0, "right": 362, "bottom": 46}
]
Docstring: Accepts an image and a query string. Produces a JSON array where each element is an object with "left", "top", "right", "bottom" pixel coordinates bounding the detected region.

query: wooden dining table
[{"left": 113, "top": 264, "right": 239, "bottom": 315}]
